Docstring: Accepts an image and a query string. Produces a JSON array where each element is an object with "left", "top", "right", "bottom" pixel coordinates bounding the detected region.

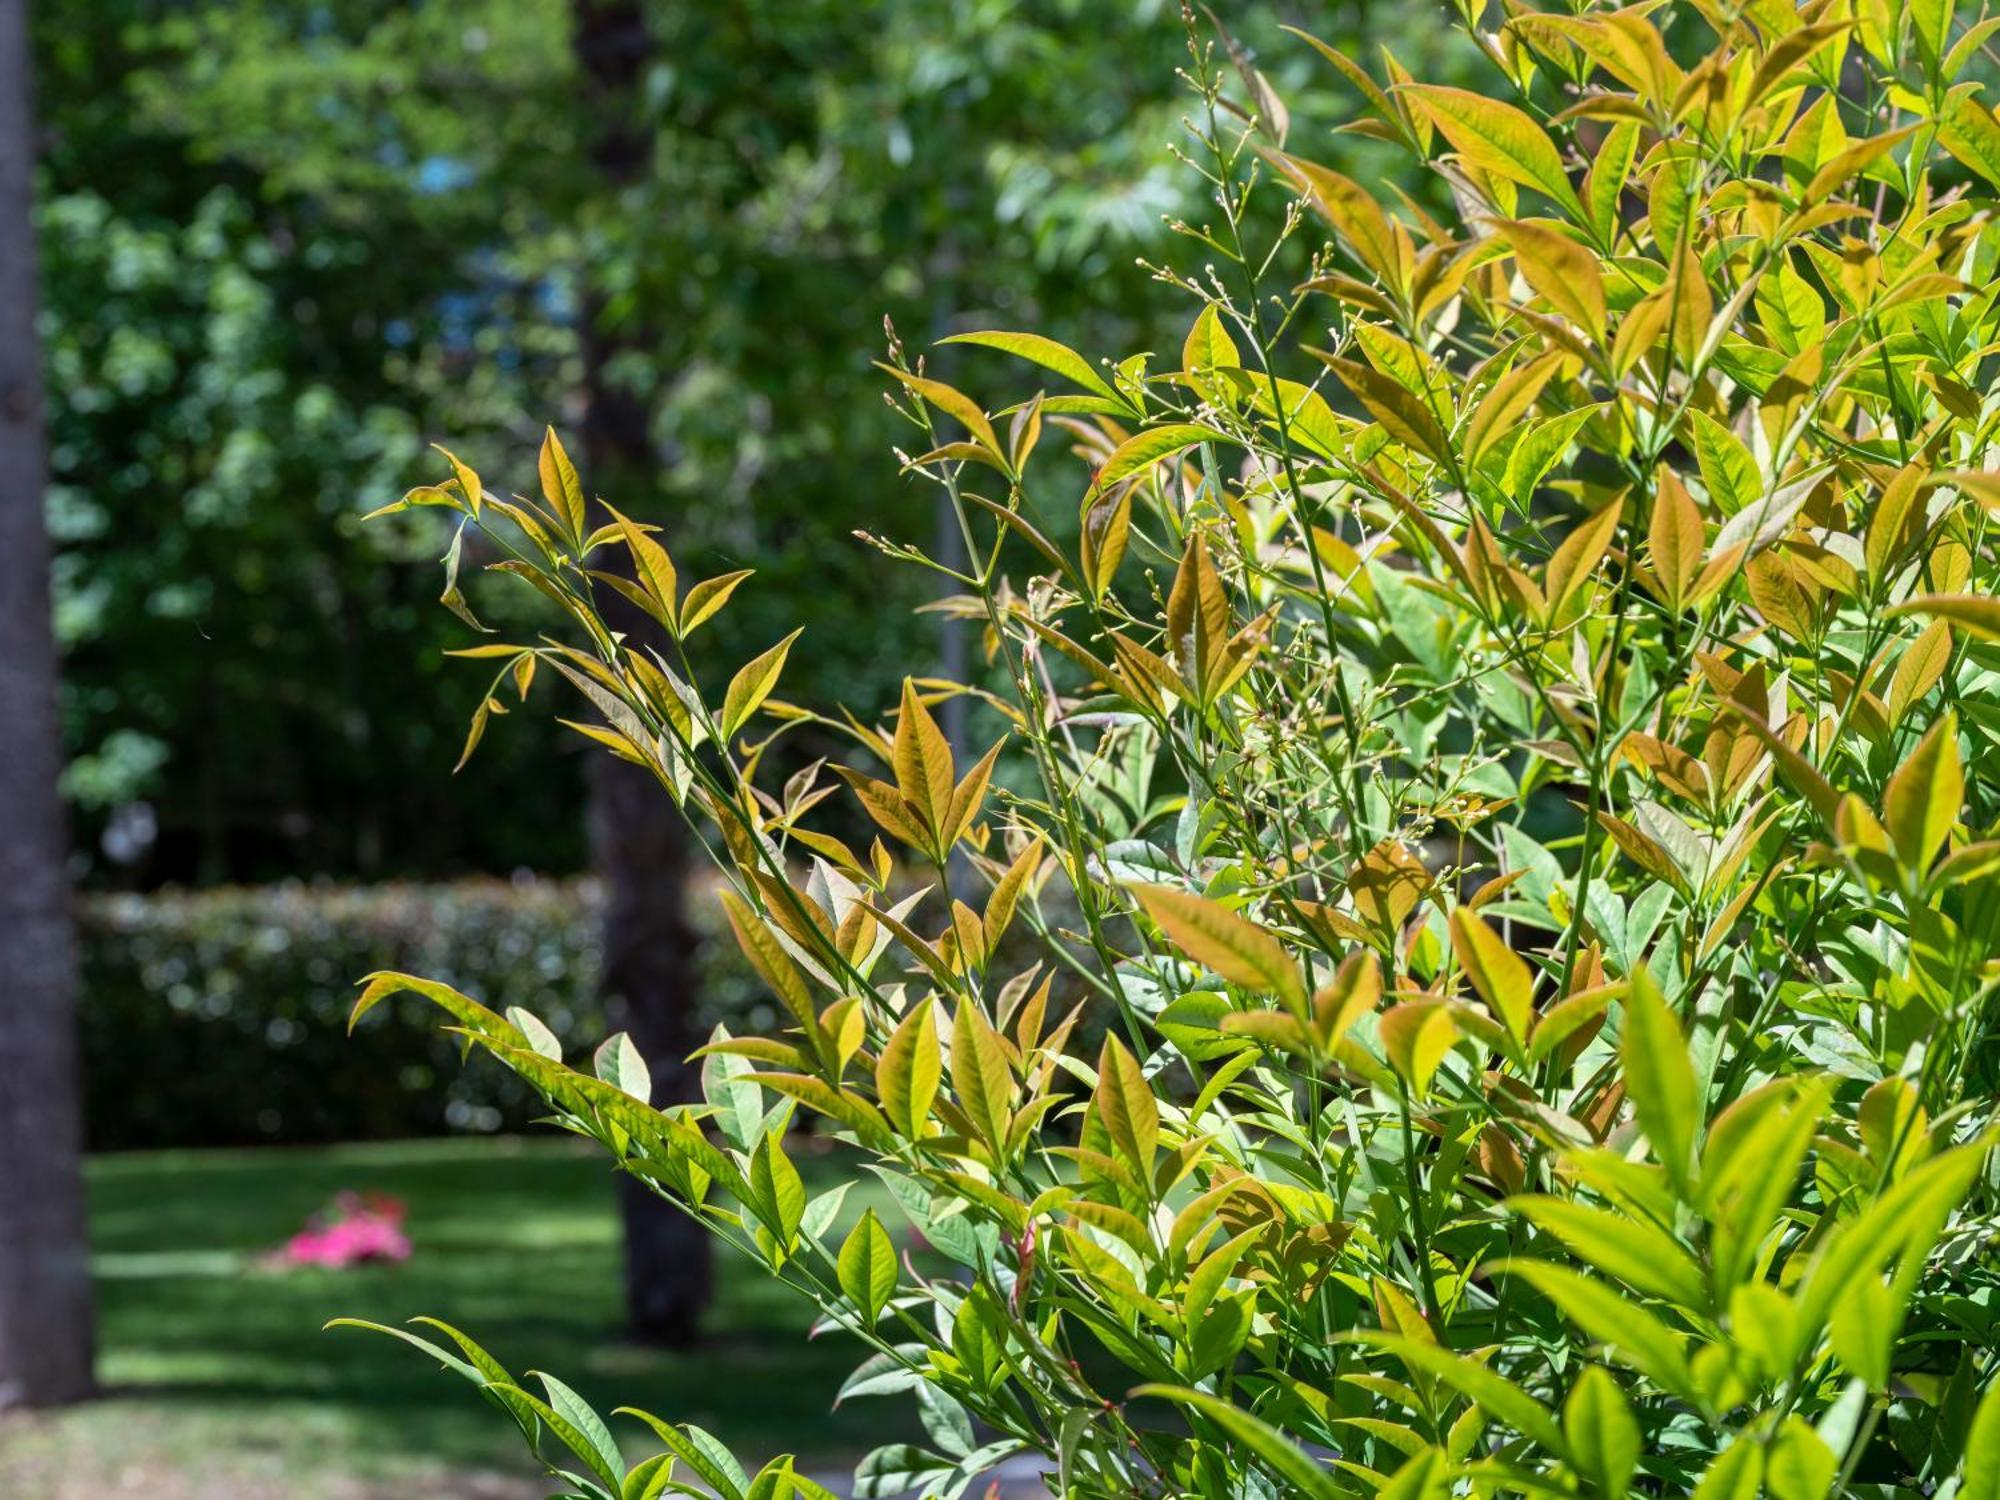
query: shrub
[
  {"left": 78, "top": 878, "right": 797, "bottom": 1148},
  {"left": 342, "top": 3, "right": 2000, "bottom": 1494},
  {"left": 79, "top": 880, "right": 606, "bottom": 1146}
]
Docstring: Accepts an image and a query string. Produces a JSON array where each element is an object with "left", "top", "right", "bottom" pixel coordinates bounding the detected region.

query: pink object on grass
[{"left": 275, "top": 1192, "right": 412, "bottom": 1269}]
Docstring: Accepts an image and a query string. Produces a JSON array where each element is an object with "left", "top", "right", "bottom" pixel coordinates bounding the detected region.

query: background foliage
[
  {"left": 79, "top": 881, "right": 605, "bottom": 1147},
  {"left": 35, "top": 0, "right": 1431, "bottom": 889}
]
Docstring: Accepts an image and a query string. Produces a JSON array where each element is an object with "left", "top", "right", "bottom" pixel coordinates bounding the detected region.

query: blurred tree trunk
[
  {"left": 572, "top": 0, "right": 712, "bottom": 1348},
  {"left": 0, "top": 0, "right": 96, "bottom": 1409}
]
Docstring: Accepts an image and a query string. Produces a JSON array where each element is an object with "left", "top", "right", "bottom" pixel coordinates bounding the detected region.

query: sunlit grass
[{"left": 4, "top": 1136, "right": 915, "bottom": 1493}]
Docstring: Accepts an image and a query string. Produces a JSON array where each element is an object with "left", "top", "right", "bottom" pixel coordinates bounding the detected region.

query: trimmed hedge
[
  {"left": 78, "top": 880, "right": 639, "bottom": 1148},
  {"left": 80, "top": 879, "right": 611, "bottom": 1147}
]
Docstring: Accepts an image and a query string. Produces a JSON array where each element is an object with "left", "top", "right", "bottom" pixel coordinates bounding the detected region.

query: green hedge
[{"left": 76, "top": 878, "right": 769, "bottom": 1149}]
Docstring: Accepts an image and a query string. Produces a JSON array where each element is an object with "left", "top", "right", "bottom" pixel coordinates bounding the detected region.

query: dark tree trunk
[
  {"left": 0, "top": 0, "right": 96, "bottom": 1410},
  {"left": 571, "top": 0, "right": 712, "bottom": 1347}
]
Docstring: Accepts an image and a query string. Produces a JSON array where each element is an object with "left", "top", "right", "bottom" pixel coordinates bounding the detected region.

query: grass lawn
[{"left": 0, "top": 1135, "right": 919, "bottom": 1498}]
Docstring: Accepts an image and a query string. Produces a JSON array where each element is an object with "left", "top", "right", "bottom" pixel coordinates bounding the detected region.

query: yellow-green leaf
[
  {"left": 1544, "top": 495, "right": 1625, "bottom": 620},
  {"left": 1938, "top": 88, "right": 2000, "bottom": 193},
  {"left": 1182, "top": 304, "right": 1241, "bottom": 372},
  {"left": 837, "top": 1209, "right": 898, "bottom": 1325},
  {"left": 1500, "top": 219, "right": 1606, "bottom": 343},
  {"left": 1889, "top": 593, "right": 2000, "bottom": 640},
  {"left": 537, "top": 427, "right": 587, "bottom": 541},
  {"left": 941, "top": 330, "right": 1119, "bottom": 402},
  {"left": 1379, "top": 999, "right": 1460, "bottom": 1096},
  {"left": 951, "top": 999, "right": 1014, "bottom": 1154},
  {"left": 1564, "top": 1367, "right": 1638, "bottom": 1498},
  {"left": 881, "top": 367, "right": 1003, "bottom": 460},
  {"left": 721, "top": 629, "right": 803, "bottom": 738},
  {"left": 1649, "top": 467, "right": 1704, "bottom": 613},
  {"left": 1887, "top": 620, "right": 1951, "bottom": 725},
  {"left": 1129, "top": 884, "right": 1306, "bottom": 1015},
  {"left": 1274, "top": 151, "right": 1402, "bottom": 283},
  {"left": 876, "top": 997, "right": 941, "bottom": 1139},
  {"left": 606, "top": 504, "right": 679, "bottom": 631},
  {"left": 1882, "top": 713, "right": 1960, "bottom": 874},
  {"left": 1450, "top": 908, "right": 1535, "bottom": 1044},
  {"left": 892, "top": 679, "right": 957, "bottom": 840},
  {"left": 1094, "top": 424, "right": 1226, "bottom": 489},
  {"left": 679, "top": 569, "right": 754, "bottom": 635},
  {"left": 1404, "top": 85, "right": 1583, "bottom": 217},
  {"left": 1096, "top": 1035, "right": 1160, "bottom": 1178}
]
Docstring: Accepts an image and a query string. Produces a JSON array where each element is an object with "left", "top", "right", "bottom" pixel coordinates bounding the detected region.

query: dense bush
[
  {"left": 342, "top": 2, "right": 2000, "bottom": 1495},
  {"left": 79, "top": 880, "right": 605, "bottom": 1146}
]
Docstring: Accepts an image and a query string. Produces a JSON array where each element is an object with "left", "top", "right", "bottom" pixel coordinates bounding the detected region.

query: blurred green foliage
[
  {"left": 34, "top": 0, "right": 1443, "bottom": 885},
  {"left": 78, "top": 880, "right": 609, "bottom": 1147}
]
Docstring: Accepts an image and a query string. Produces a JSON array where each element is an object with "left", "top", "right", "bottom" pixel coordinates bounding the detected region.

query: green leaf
[
  {"left": 1509, "top": 1196, "right": 1707, "bottom": 1308},
  {"left": 1765, "top": 1416, "right": 1836, "bottom": 1500},
  {"left": 622, "top": 1452, "right": 675, "bottom": 1500},
  {"left": 749, "top": 1132, "right": 807, "bottom": 1248},
  {"left": 1490, "top": 1261, "right": 1698, "bottom": 1402},
  {"left": 1829, "top": 1275, "right": 1893, "bottom": 1389},
  {"left": 721, "top": 629, "right": 803, "bottom": 739},
  {"left": 1564, "top": 1367, "right": 1638, "bottom": 1496},
  {"left": 1686, "top": 409, "right": 1759, "bottom": 515},
  {"left": 593, "top": 1032, "right": 652, "bottom": 1104},
  {"left": 1131, "top": 1385, "right": 1343, "bottom": 1500},
  {"left": 1621, "top": 969, "right": 1699, "bottom": 1196},
  {"left": 837, "top": 1209, "right": 899, "bottom": 1326},
  {"left": 323, "top": 1317, "right": 487, "bottom": 1387},
  {"left": 1702, "top": 1075, "right": 1830, "bottom": 1293},
  {"left": 1346, "top": 1333, "right": 1570, "bottom": 1458},
  {"left": 941, "top": 330, "right": 1120, "bottom": 402},
  {"left": 1882, "top": 712, "right": 1960, "bottom": 873},
  {"left": 852, "top": 1443, "right": 955, "bottom": 1500},
  {"left": 485, "top": 1380, "right": 623, "bottom": 1494},
  {"left": 535, "top": 1371, "right": 625, "bottom": 1489},
  {"left": 1693, "top": 1439, "right": 1764, "bottom": 1499},
  {"left": 1962, "top": 1370, "right": 2000, "bottom": 1500},
  {"left": 1797, "top": 1138, "right": 1993, "bottom": 1338},
  {"left": 506, "top": 1007, "right": 564, "bottom": 1061},
  {"left": 616, "top": 1410, "right": 748, "bottom": 1500}
]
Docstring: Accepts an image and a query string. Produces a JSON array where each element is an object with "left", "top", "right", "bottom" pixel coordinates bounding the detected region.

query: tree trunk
[
  {"left": 571, "top": 0, "right": 712, "bottom": 1347},
  {"left": 0, "top": 0, "right": 97, "bottom": 1410}
]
